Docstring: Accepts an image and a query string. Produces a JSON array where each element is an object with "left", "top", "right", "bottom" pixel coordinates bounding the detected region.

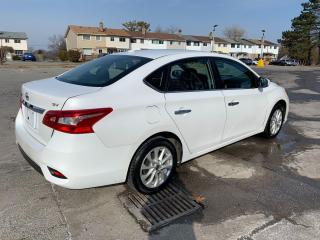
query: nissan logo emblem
[{"left": 25, "top": 92, "right": 29, "bottom": 101}]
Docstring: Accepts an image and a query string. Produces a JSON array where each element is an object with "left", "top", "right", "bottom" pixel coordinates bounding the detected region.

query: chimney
[
  {"left": 99, "top": 21, "right": 104, "bottom": 32},
  {"left": 141, "top": 26, "right": 146, "bottom": 36},
  {"left": 178, "top": 29, "right": 182, "bottom": 37}
]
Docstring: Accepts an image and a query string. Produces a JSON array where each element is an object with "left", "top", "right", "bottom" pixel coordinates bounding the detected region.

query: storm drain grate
[{"left": 119, "top": 182, "right": 201, "bottom": 232}]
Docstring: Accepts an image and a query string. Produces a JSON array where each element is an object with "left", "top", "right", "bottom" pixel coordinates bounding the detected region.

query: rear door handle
[
  {"left": 174, "top": 109, "right": 192, "bottom": 115},
  {"left": 228, "top": 101, "right": 239, "bottom": 106}
]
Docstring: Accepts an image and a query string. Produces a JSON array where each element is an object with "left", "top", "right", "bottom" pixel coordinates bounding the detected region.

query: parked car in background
[
  {"left": 15, "top": 50, "right": 289, "bottom": 193},
  {"left": 239, "top": 58, "right": 254, "bottom": 65},
  {"left": 22, "top": 52, "right": 36, "bottom": 61}
]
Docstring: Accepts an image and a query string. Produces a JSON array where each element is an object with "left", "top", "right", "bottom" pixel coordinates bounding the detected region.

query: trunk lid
[{"left": 21, "top": 77, "right": 101, "bottom": 145}]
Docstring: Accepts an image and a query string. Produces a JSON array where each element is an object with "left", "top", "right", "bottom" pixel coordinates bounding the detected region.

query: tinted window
[
  {"left": 144, "top": 67, "right": 166, "bottom": 91},
  {"left": 56, "top": 55, "right": 151, "bottom": 87},
  {"left": 167, "top": 58, "right": 214, "bottom": 92},
  {"left": 214, "top": 58, "right": 257, "bottom": 89}
]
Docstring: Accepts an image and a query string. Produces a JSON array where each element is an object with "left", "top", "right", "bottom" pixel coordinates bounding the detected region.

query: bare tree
[
  {"left": 223, "top": 26, "right": 246, "bottom": 41},
  {"left": 48, "top": 34, "right": 66, "bottom": 53},
  {"left": 154, "top": 25, "right": 181, "bottom": 34}
]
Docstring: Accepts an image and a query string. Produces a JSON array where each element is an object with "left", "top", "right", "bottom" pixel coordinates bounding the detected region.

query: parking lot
[{"left": 0, "top": 62, "right": 320, "bottom": 240}]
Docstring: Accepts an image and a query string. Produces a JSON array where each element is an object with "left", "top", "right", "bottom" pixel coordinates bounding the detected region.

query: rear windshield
[{"left": 56, "top": 55, "right": 151, "bottom": 87}]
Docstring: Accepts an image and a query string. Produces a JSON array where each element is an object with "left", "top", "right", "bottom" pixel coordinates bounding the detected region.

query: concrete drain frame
[{"left": 119, "top": 182, "right": 201, "bottom": 232}]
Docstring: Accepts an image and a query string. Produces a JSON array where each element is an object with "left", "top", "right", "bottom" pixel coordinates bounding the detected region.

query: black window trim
[
  {"left": 143, "top": 57, "right": 220, "bottom": 93},
  {"left": 210, "top": 57, "right": 260, "bottom": 90}
]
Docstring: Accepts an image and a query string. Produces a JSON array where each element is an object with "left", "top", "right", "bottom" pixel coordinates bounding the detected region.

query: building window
[
  {"left": 110, "top": 37, "right": 114, "bottom": 41},
  {"left": 274, "top": 46, "right": 277, "bottom": 49},
  {"left": 140, "top": 39, "right": 144, "bottom": 43},
  {"left": 223, "top": 44, "right": 227, "bottom": 47},
  {"left": 244, "top": 45, "right": 247, "bottom": 48},
  {"left": 5, "top": 39, "right": 9, "bottom": 43},
  {"left": 98, "top": 49, "right": 103, "bottom": 54},
  {"left": 14, "top": 39, "right": 21, "bottom": 43},
  {"left": 14, "top": 50, "right": 23, "bottom": 55},
  {"left": 231, "top": 43, "right": 235, "bottom": 48},
  {"left": 249, "top": 45, "right": 252, "bottom": 48},
  {"left": 258, "top": 45, "right": 261, "bottom": 48},
  {"left": 96, "top": 36, "right": 101, "bottom": 41},
  {"left": 152, "top": 40, "right": 164, "bottom": 44},
  {"left": 218, "top": 43, "right": 221, "bottom": 47},
  {"left": 237, "top": 44, "right": 240, "bottom": 48},
  {"left": 119, "top": 37, "right": 126, "bottom": 42},
  {"left": 203, "top": 43, "right": 207, "bottom": 46},
  {"left": 178, "top": 42, "right": 181, "bottom": 45},
  {"left": 186, "top": 41, "right": 191, "bottom": 46},
  {"left": 83, "top": 48, "right": 92, "bottom": 55},
  {"left": 194, "top": 42, "right": 200, "bottom": 46},
  {"left": 82, "top": 35, "right": 90, "bottom": 40},
  {"left": 131, "top": 39, "right": 137, "bottom": 43},
  {"left": 170, "top": 41, "right": 173, "bottom": 45}
]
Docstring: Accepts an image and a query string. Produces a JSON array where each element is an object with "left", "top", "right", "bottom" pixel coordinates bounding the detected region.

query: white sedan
[{"left": 15, "top": 50, "right": 289, "bottom": 193}]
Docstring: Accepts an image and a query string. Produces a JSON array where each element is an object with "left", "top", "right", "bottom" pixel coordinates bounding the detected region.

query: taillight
[{"left": 42, "top": 108, "right": 113, "bottom": 134}]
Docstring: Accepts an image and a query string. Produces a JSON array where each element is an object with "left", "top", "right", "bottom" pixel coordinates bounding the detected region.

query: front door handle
[
  {"left": 228, "top": 101, "right": 239, "bottom": 106},
  {"left": 174, "top": 109, "right": 192, "bottom": 115}
]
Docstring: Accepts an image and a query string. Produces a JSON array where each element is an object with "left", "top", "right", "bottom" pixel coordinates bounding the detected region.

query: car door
[
  {"left": 212, "top": 58, "right": 268, "bottom": 142},
  {"left": 164, "top": 57, "right": 226, "bottom": 154}
]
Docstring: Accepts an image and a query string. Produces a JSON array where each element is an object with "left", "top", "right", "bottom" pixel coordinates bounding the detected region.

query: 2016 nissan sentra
[{"left": 15, "top": 50, "right": 289, "bottom": 194}]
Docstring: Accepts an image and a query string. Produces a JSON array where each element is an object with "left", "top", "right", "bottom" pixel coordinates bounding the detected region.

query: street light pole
[
  {"left": 261, "top": 29, "right": 265, "bottom": 59},
  {"left": 211, "top": 25, "right": 218, "bottom": 52}
]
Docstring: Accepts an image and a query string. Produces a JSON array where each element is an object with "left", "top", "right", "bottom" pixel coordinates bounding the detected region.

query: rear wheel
[
  {"left": 263, "top": 104, "right": 285, "bottom": 138},
  {"left": 127, "top": 137, "right": 177, "bottom": 194}
]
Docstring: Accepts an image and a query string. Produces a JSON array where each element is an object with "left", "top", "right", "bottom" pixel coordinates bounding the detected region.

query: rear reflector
[
  {"left": 48, "top": 167, "right": 67, "bottom": 179},
  {"left": 43, "top": 108, "right": 113, "bottom": 134}
]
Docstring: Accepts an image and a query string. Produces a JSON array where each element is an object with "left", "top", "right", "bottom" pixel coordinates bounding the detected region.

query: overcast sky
[{"left": 0, "top": 0, "right": 305, "bottom": 49}]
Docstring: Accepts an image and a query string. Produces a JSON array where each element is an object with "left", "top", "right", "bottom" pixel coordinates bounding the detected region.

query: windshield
[{"left": 56, "top": 55, "right": 151, "bottom": 87}]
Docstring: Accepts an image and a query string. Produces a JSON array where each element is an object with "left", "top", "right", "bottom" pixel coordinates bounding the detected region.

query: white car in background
[{"left": 15, "top": 50, "right": 289, "bottom": 194}]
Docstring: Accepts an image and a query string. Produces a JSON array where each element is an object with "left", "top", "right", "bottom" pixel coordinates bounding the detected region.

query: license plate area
[{"left": 25, "top": 107, "right": 38, "bottom": 129}]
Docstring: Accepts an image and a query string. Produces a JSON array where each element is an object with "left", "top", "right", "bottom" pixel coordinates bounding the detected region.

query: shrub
[
  {"left": 58, "top": 50, "right": 68, "bottom": 61},
  {"left": 67, "top": 50, "right": 81, "bottom": 62},
  {"left": 12, "top": 55, "right": 21, "bottom": 61}
]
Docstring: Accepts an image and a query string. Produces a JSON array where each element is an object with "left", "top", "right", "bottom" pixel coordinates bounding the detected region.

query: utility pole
[
  {"left": 261, "top": 29, "right": 265, "bottom": 59},
  {"left": 0, "top": 32, "right": 3, "bottom": 64},
  {"left": 211, "top": 25, "right": 218, "bottom": 52}
]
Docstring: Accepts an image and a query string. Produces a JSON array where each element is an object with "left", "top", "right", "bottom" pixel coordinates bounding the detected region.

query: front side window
[
  {"left": 96, "top": 36, "right": 101, "bottom": 41},
  {"left": 193, "top": 42, "right": 200, "bottom": 46},
  {"left": 5, "top": 39, "right": 9, "bottom": 43},
  {"left": 14, "top": 39, "right": 21, "bottom": 43},
  {"left": 214, "top": 58, "right": 257, "bottom": 89},
  {"left": 231, "top": 43, "right": 235, "bottom": 48},
  {"left": 119, "top": 37, "right": 126, "bottom": 42},
  {"left": 186, "top": 41, "right": 191, "bottom": 46},
  {"left": 110, "top": 37, "right": 115, "bottom": 41},
  {"left": 203, "top": 43, "right": 207, "bottom": 46},
  {"left": 167, "top": 58, "right": 214, "bottom": 92},
  {"left": 140, "top": 39, "right": 144, "bottom": 43},
  {"left": 57, "top": 55, "right": 151, "bottom": 87}
]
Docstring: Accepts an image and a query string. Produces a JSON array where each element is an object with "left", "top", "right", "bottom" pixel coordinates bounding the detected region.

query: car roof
[{"left": 116, "top": 49, "right": 229, "bottom": 60}]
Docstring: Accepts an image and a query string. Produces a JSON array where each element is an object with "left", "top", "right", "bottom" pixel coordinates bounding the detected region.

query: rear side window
[
  {"left": 57, "top": 55, "right": 151, "bottom": 87},
  {"left": 144, "top": 66, "right": 167, "bottom": 91},
  {"left": 167, "top": 58, "right": 215, "bottom": 92},
  {"left": 214, "top": 58, "right": 257, "bottom": 89}
]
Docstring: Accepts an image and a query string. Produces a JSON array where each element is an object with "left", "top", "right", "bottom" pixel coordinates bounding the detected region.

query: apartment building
[
  {"left": 0, "top": 31, "right": 28, "bottom": 55},
  {"left": 65, "top": 23, "right": 279, "bottom": 59},
  {"left": 129, "top": 30, "right": 185, "bottom": 50}
]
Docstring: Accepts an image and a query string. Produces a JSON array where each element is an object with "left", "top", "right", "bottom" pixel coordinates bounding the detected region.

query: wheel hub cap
[
  {"left": 140, "top": 146, "right": 173, "bottom": 189},
  {"left": 270, "top": 109, "right": 283, "bottom": 135}
]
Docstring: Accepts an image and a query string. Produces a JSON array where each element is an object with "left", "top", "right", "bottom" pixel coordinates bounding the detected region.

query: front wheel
[
  {"left": 127, "top": 137, "right": 177, "bottom": 194},
  {"left": 263, "top": 104, "right": 285, "bottom": 138}
]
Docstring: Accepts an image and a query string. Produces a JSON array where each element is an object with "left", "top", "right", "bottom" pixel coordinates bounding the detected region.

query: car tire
[
  {"left": 127, "top": 136, "right": 177, "bottom": 194},
  {"left": 262, "top": 104, "right": 285, "bottom": 138}
]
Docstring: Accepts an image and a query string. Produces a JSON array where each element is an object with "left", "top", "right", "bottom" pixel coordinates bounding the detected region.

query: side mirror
[{"left": 258, "top": 77, "right": 269, "bottom": 88}]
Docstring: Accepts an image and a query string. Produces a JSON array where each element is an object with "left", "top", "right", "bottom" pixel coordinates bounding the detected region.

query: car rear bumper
[{"left": 15, "top": 109, "right": 133, "bottom": 189}]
